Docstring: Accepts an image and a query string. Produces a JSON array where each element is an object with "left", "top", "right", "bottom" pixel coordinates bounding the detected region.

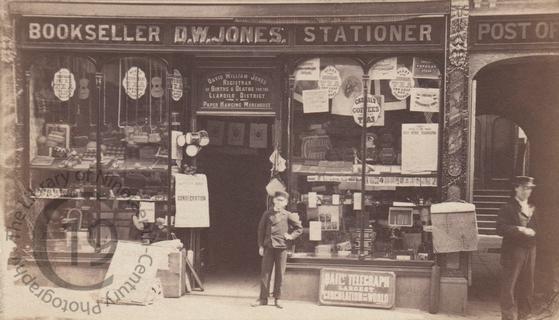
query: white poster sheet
[
  {"left": 174, "top": 173, "right": 210, "bottom": 228},
  {"left": 410, "top": 88, "right": 440, "bottom": 113},
  {"left": 171, "top": 130, "right": 183, "bottom": 160},
  {"left": 295, "top": 58, "right": 320, "bottom": 81},
  {"left": 303, "top": 89, "right": 329, "bottom": 113},
  {"left": 369, "top": 57, "right": 398, "bottom": 80},
  {"left": 309, "top": 221, "right": 322, "bottom": 241},
  {"left": 401, "top": 124, "right": 439, "bottom": 172},
  {"left": 249, "top": 123, "right": 268, "bottom": 148},
  {"left": 430, "top": 202, "right": 479, "bottom": 253}
]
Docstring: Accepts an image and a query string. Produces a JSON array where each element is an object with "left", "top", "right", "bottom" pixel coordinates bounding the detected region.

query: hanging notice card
[
  {"left": 389, "top": 67, "right": 414, "bottom": 100},
  {"left": 319, "top": 65, "right": 342, "bottom": 99},
  {"left": 369, "top": 57, "right": 398, "bottom": 80},
  {"left": 295, "top": 58, "right": 320, "bottom": 81},
  {"left": 303, "top": 89, "right": 329, "bottom": 113},
  {"left": 430, "top": 202, "right": 479, "bottom": 253},
  {"left": 309, "top": 221, "right": 322, "bottom": 241},
  {"left": 52, "top": 68, "right": 76, "bottom": 102},
  {"left": 171, "top": 69, "right": 183, "bottom": 101},
  {"left": 412, "top": 58, "right": 441, "bottom": 79},
  {"left": 174, "top": 173, "right": 210, "bottom": 228},
  {"left": 122, "top": 66, "right": 147, "bottom": 100},
  {"left": 410, "top": 88, "right": 440, "bottom": 113},
  {"left": 352, "top": 94, "right": 384, "bottom": 127},
  {"left": 401, "top": 124, "right": 439, "bottom": 172},
  {"left": 249, "top": 123, "right": 268, "bottom": 148},
  {"left": 227, "top": 122, "right": 245, "bottom": 146}
]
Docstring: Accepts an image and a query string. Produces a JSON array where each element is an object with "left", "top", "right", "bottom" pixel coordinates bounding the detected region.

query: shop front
[{"left": 7, "top": 0, "right": 476, "bottom": 314}]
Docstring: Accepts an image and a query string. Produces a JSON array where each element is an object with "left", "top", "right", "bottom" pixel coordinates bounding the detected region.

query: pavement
[{"left": 1, "top": 267, "right": 504, "bottom": 320}]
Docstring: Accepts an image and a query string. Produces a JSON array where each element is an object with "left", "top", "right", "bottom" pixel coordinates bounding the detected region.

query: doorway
[
  {"left": 474, "top": 114, "right": 530, "bottom": 190},
  {"left": 196, "top": 116, "right": 274, "bottom": 275}
]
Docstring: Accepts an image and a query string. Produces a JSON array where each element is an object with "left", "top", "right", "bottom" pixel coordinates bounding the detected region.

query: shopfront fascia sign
[
  {"left": 20, "top": 17, "right": 445, "bottom": 50},
  {"left": 319, "top": 268, "right": 396, "bottom": 309},
  {"left": 198, "top": 70, "right": 275, "bottom": 114},
  {"left": 470, "top": 14, "right": 559, "bottom": 49}
]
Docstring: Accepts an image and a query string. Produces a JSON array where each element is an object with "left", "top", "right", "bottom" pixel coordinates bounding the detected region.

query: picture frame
[{"left": 388, "top": 207, "right": 414, "bottom": 227}]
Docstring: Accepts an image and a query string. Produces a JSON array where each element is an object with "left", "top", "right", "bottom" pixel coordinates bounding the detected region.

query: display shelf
[{"left": 30, "top": 159, "right": 169, "bottom": 172}]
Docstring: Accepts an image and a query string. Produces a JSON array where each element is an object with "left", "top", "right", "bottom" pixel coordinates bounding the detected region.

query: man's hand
[
  {"left": 259, "top": 246, "right": 264, "bottom": 256},
  {"left": 284, "top": 233, "right": 293, "bottom": 240},
  {"left": 518, "top": 226, "right": 536, "bottom": 237}
]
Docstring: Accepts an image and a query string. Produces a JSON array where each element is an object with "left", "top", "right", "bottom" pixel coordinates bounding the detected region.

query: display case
[
  {"left": 26, "top": 54, "right": 184, "bottom": 254},
  {"left": 287, "top": 56, "right": 442, "bottom": 263}
]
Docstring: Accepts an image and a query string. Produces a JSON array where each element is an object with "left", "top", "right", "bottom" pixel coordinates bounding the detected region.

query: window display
[
  {"left": 289, "top": 56, "right": 441, "bottom": 262},
  {"left": 27, "top": 55, "right": 179, "bottom": 253}
]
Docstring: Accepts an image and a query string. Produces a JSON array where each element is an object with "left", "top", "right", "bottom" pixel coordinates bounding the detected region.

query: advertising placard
[
  {"left": 319, "top": 268, "right": 396, "bottom": 309},
  {"left": 352, "top": 94, "right": 384, "bottom": 127},
  {"left": 319, "top": 65, "right": 342, "bottom": 99},
  {"left": 174, "top": 174, "right": 210, "bottom": 228},
  {"left": 410, "top": 88, "right": 440, "bottom": 113},
  {"left": 51, "top": 68, "right": 76, "bottom": 101},
  {"left": 122, "top": 66, "right": 147, "bottom": 100},
  {"left": 389, "top": 67, "right": 414, "bottom": 100}
]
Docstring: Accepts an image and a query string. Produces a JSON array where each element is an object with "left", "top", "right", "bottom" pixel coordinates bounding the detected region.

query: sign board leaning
[{"left": 319, "top": 268, "right": 396, "bottom": 309}]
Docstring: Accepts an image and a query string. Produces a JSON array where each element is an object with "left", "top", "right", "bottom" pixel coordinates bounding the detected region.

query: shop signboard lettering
[
  {"left": 319, "top": 268, "right": 396, "bottom": 309},
  {"left": 199, "top": 71, "right": 274, "bottom": 113},
  {"left": 296, "top": 18, "right": 444, "bottom": 46},
  {"left": 471, "top": 14, "right": 559, "bottom": 48},
  {"left": 20, "top": 17, "right": 444, "bottom": 49}
]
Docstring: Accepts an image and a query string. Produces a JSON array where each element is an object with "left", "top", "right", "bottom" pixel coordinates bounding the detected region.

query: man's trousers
[
  {"left": 259, "top": 247, "right": 287, "bottom": 301},
  {"left": 501, "top": 246, "right": 536, "bottom": 320}
]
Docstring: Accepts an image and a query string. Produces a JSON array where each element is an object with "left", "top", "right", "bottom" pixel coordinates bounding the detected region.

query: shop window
[{"left": 289, "top": 56, "right": 441, "bottom": 262}]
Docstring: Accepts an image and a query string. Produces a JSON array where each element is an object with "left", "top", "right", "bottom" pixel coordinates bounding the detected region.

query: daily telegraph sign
[
  {"left": 319, "top": 268, "right": 396, "bottom": 309},
  {"left": 19, "top": 17, "right": 444, "bottom": 49}
]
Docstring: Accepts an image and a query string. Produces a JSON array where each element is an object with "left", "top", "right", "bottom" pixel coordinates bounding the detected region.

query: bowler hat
[
  {"left": 273, "top": 191, "right": 289, "bottom": 199},
  {"left": 512, "top": 176, "right": 536, "bottom": 188}
]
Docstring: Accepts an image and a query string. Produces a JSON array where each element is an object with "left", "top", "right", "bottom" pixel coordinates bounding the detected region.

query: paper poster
[
  {"left": 308, "top": 192, "right": 318, "bottom": 208},
  {"left": 332, "top": 64, "right": 363, "bottom": 116},
  {"left": 303, "top": 89, "right": 329, "bottom": 113},
  {"left": 139, "top": 201, "right": 155, "bottom": 223},
  {"left": 171, "top": 130, "right": 183, "bottom": 160},
  {"left": 174, "top": 173, "right": 210, "bottom": 228},
  {"left": 319, "top": 65, "right": 342, "bottom": 99},
  {"left": 401, "top": 124, "right": 439, "bottom": 172},
  {"left": 389, "top": 67, "right": 414, "bottom": 100},
  {"left": 309, "top": 221, "right": 322, "bottom": 241},
  {"left": 412, "top": 58, "right": 441, "bottom": 79},
  {"left": 332, "top": 194, "right": 340, "bottom": 205},
  {"left": 269, "top": 149, "right": 287, "bottom": 172},
  {"left": 410, "top": 88, "right": 440, "bottom": 113},
  {"left": 369, "top": 57, "right": 398, "bottom": 79},
  {"left": 122, "top": 66, "right": 147, "bottom": 100},
  {"left": 353, "top": 192, "right": 362, "bottom": 210},
  {"left": 352, "top": 94, "right": 384, "bottom": 127},
  {"left": 227, "top": 122, "right": 245, "bottom": 146},
  {"left": 249, "top": 123, "right": 268, "bottom": 148},
  {"left": 206, "top": 120, "right": 225, "bottom": 146},
  {"left": 171, "top": 69, "right": 183, "bottom": 101},
  {"left": 295, "top": 58, "right": 320, "bottom": 81},
  {"left": 52, "top": 68, "right": 76, "bottom": 102},
  {"left": 319, "top": 205, "right": 340, "bottom": 231},
  {"left": 430, "top": 202, "right": 479, "bottom": 253}
]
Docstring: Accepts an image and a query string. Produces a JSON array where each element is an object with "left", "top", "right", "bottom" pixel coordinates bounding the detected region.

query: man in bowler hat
[
  {"left": 497, "top": 176, "right": 537, "bottom": 320},
  {"left": 252, "top": 191, "right": 303, "bottom": 308}
]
